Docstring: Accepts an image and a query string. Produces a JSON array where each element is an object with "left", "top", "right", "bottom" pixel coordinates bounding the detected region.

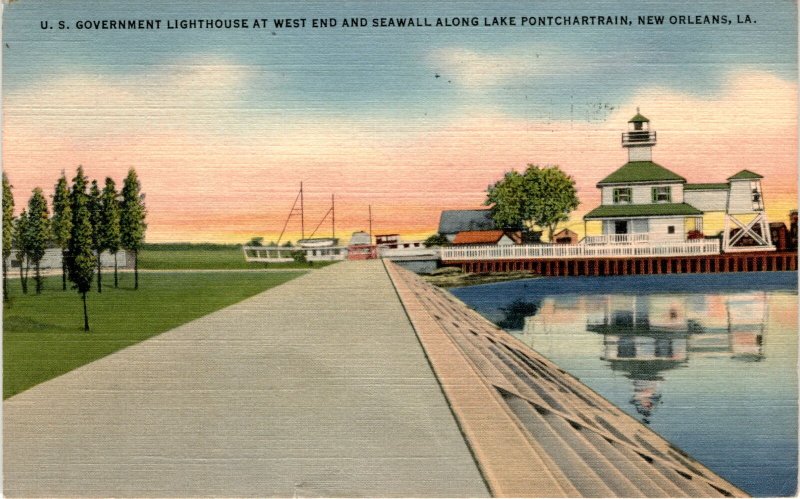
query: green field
[
  {"left": 3, "top": 271, "right": 302, "bottom": 399},
  {"left": 139, "top": 243, "right": 332, "bottom": 270}
]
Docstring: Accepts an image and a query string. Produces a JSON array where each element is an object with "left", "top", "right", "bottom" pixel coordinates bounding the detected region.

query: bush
[
  {"left": 430, "top": 266, "right": 462, "bottom": 276},
  {"left": 687, "top": 230, "right": 705, "bottom": 240}
]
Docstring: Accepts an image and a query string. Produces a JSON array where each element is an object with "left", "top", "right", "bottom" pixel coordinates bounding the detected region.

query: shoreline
[
  {"left": 422, "top": 270, "right": 542, "bottom": 288},
  {"left": 423, "top": 267, "right": 799, "bottom": 289}
]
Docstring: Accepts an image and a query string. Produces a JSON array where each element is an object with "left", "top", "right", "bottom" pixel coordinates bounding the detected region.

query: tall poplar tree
[
  {"left": 51, "top": 172, "right": 72, "bottom": 291},
  {"left": 67, "top": 166, "right": 95, "bottom": 331},
  {"left": 3, "top": 173, "right": 15, "bottom": 302},
  {"left": 14, "top": 210, "right": 29, "bottom": 294},
  {"left": 100, "top": 178, "right": 122, "bottom": 288},
  {"left": 26, "top": 188, "right": 51, "bottom": 294},
  {"left": 120, "top": 169, "right": 146, "bottom": 290},
  {"left": 88, "top": 180, "right": 104, "bottom": 292}
]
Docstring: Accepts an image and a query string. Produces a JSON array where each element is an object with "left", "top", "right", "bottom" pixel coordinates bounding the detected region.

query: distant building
[
  {"left": 438, "top": 209, "right": 496, "bottom": 242},
  {"left": 769, "top": 222, "right": 789, "bottom": 251},
  {"left": 6, "top": 248, "right": 128, "bottom": 270},
  {"left": 452, "top": 230, "right": 522, "bottom": 246},
  {"left": 375, "top": 234, "right": 400, "bottom": 247},
  {"left": 553, "top": 228, "right": 578, "bottom": 245}
]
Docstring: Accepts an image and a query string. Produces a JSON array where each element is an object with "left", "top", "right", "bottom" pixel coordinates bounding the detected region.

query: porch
[{"left": 440, "top": 237, "right": 721, "bottom": 262}]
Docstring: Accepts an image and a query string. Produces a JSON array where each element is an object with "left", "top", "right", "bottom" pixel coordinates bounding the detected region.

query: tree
[
  {"left": 485, "top": 165, "right": 580, "bottom": 242},
  {"left": 3, "top": 173, "right": 14, "bottom": 302},
  {"left": 423, "top": 234, "right": 450, "bottom": 247},
  {"left": 13, "top": 210, "right": 29, "bottom": 294},
  {"left": 67, "top": 166, "right": 96, "bottom": 331},
  {"left": 26, "top": 188, "right": 51, "bottom": 294},
  {"left": 100, "top": 178, "right": 122, "bottom": 288},
  {"left": 88, "top": 180, "right": 104, "bottom": 292},
  {"left": 120, "top": 169, "right": 146, "bottom": 290},
  {"left": 51, "top": 172, "right": 72, "bottom": 291}
]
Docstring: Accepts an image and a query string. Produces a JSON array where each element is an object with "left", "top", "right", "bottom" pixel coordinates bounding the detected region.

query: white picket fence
[{"left": 440, "top": 240, "right": 720, "bottom": 261}]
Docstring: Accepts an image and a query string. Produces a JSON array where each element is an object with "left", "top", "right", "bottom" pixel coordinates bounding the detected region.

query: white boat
[{"left": 297, "top": 238, "right": 339, "bottom": 248}]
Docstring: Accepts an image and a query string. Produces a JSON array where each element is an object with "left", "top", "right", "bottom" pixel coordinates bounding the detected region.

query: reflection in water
[
  {"left": 497, "top": 299, "right": 540, "bottom": 331},
  {"left": 506, "top": 292, "right": 767, "bottom": 424}
]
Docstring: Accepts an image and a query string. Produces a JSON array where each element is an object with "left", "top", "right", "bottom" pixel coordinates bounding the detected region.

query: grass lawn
[
  {"left": 3, "top": 270, "right": 303, "bottom": 399},
  {"left": 139, "top": 245, "right": 332, "bottom": 270}
]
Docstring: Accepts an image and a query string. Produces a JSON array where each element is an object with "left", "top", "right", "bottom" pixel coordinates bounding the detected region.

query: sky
[{"left": 2, "top": 0, "right": 797, "bottom": 243}]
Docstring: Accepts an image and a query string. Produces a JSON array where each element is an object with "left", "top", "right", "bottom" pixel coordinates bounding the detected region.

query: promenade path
[{"left": 4, "top": 260, "right": 489, "bottom": 497}]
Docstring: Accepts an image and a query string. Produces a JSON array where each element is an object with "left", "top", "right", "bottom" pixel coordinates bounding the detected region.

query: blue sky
[{"left": 5, "top": 0, "right": 796, "bottom": 121}]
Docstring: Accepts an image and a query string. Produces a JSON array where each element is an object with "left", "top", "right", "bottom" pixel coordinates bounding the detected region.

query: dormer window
[
  {"left": 652, "top": 186, "right": 671, "bottom": 203},
  {"left": 613, "top": 187, "right": 632, "bottom": 204}
]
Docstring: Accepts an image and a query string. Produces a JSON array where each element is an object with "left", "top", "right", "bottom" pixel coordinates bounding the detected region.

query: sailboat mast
[
  {"left": 331, "top": 194, "right": 335, "bottom": 240},
  {"left": 368, "top": 205, "right": 373, "bottom": 243},
  {"left": 300, "top": 182, "right": 305, "bottom": 240}
]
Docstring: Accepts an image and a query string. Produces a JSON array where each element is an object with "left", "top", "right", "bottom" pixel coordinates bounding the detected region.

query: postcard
[{"left": 2, "top": 0, "right": 797, "bottom": 497}]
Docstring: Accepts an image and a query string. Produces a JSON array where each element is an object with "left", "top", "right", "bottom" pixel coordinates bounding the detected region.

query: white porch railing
[
  {"left": 440, "top": 240, "right": 720, "bottom": 261},
  {"left": 584, "top": 233, "right": 650, "bottom": 245}
]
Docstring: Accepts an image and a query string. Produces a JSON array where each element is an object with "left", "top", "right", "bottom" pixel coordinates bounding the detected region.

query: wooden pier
[{"left": 445, "top": 250, "right": 797, "bottom": 277}]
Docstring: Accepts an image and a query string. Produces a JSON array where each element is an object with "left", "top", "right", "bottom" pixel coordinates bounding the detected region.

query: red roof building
[{"left": 452, "top": 230, "right": 522, "bottom": 246}]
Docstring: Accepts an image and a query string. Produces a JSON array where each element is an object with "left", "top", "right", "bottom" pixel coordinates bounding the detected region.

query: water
[{"left": 451, "top": 272, "right": 798, "bottom": 497}]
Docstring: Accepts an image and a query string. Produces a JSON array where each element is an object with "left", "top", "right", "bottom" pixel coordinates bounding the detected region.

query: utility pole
[{"left": 368, "top": 205, "right": 373, "bottom": 243}]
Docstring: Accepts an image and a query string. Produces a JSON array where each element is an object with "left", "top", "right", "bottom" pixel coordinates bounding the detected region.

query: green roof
[
  {"left": 684, "top": 183, "right": 729, "bottom": 191},
  {"left": 727, "top": 169, "right": 762, "bottom": 180},
  {"left": 628, "top": 113, "right": 650, "bottom": 123},
  {"left": 584, "top": 202, "right": 703, "bottom": 220},
  {"left": 597, "top": 161, "right": 686, "bottom": 185}
]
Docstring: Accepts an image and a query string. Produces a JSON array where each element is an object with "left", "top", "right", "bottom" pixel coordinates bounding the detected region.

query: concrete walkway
[{"left": 4, "top": 261, "right": 489, "bottom": 497}]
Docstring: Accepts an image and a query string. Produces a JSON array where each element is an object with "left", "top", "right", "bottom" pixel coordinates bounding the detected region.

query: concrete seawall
[{"left": 385, "top": 261, "right": 747, "bottom": 497}]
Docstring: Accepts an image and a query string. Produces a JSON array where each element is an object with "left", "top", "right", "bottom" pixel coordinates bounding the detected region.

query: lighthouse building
[{"left": 584, "top": 111, "right": 773, "bottom": 252}]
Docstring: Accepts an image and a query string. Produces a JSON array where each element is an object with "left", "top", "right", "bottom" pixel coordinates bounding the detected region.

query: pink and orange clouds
[{"left": 4, "top": 67, "right": 796, "bottom": 243}]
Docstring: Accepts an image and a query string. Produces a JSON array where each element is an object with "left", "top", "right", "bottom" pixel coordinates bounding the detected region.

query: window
[
  {"left": 667, "top": 226, "right": 675, "bottom": 234},
  {"left": 652, "top": 186, "right": 671, "bottom": 203},
  {"left": 613, "top": 188, "right": 632, "bottom": 204},
  {"left": 751, "top": 181, "right": 762, "bottom": 208}
]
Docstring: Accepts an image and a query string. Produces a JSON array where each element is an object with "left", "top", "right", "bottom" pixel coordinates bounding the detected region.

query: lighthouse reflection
[{"left": 509, "top": 291, "right": 767, "bottom": 424}]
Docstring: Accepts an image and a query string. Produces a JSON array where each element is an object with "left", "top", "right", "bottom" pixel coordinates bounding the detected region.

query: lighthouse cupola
[{"left": 622, "top": 108, "right": 656, "bottom": 161}]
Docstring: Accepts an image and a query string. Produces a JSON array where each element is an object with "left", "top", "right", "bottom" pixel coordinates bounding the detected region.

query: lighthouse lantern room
[{"left": 622, "top": 108, "right": 657, "bottom": 161}]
